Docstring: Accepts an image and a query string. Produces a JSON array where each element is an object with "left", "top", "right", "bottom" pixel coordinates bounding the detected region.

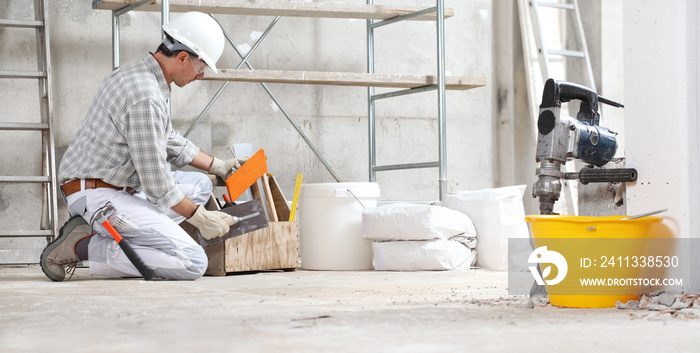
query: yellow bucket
[{"left": 526, "top": 215, "right": 662, "bottom": 308}]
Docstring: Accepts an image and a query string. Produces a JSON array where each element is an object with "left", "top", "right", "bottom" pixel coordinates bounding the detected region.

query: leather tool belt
[{"left": 60, "top": 179, "right": 136, "bottom": 197}]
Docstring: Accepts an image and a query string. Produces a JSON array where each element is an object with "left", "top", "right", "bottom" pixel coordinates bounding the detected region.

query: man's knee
[
  {"left": 175, "top": 171, "right": 214, "bottom": 206},
  {"left": 153, "top": 245, "right": 207, "bottom": 280},
  {"left": 186, "top": 245, "right": 208, "bottom": 279},
  {"left": 194, "top": 171, "right": 213, "bottom": 191}
]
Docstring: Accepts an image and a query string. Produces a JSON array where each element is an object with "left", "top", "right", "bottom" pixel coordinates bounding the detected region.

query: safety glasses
[{"left": 188, "top": 55, "right": 208, "bottom": 75}]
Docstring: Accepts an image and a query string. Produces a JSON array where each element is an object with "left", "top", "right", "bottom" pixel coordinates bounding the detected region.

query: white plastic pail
[{"left": 298, "top": 182, "right": 380, "bottom": 270}]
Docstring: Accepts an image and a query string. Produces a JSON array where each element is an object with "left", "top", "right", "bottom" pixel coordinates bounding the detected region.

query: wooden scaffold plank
[
  {"left": 92, "top": 0, "right": 454, "bottom": 20},
  {"left": 205, "top": 69, "right": 486, "bottom": 90}
]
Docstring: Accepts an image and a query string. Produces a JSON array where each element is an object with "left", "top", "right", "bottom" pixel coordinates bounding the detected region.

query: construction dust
[{"left": 618, "top": 291, "right": 700, "bottom": 321}]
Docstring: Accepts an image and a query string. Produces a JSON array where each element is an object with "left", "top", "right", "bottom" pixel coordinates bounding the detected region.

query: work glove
[
  {"left": 185, "top": 204, "right": 235, "bottom": 240},
  {"left": 209, "top": 157, "right": 249, "bottom": 181}
]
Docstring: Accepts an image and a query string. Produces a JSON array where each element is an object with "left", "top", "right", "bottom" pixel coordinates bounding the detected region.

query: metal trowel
[{"left": 198, "top": 198, "right": 269, "bottom": 246}]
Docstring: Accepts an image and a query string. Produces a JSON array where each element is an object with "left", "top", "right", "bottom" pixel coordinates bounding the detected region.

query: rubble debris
[
  {"left": 524, "top": 299, "right": 535, "bottom": 309},
  {"left": 639, "top": 295, "right": 649, "bottom": 309},
  {"left": 465, "top": 296, "right": 548, "bottom": 309},
  {"left": 615, "top": 300, "right": 639, "bottom": 310},
  {"left": 646, "top": 304, "right": 670, "bottom": 311},
  {"left": 648, "top": 313, "right": 674, "bottom": 321},
  {"left": 676, "top": 308, "right": 700, "bottom": 319},
  {"left": 657, "top": 293, "right": 676, "bottom": 307},
  {"left": 671, "top": 301, "right": 688, "bottom": 310},
  {"left": 523, "top": 296, "right": 549, "bottom": 309},
  {"left": 621, "top": 292, "right": 700, "bottom": 320}
]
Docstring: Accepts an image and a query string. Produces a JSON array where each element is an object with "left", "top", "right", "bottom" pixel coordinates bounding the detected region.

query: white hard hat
[{"left": 162, "top": 12, "right": 225, "bottom": 73}]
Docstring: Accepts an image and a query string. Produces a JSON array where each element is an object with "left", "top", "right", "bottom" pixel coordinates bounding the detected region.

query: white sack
[
  {"left": 445, "top": 185, "right": 531, "bottom": 272},
  {"left": 373, "top": 237, "right": 477, "bottom": 271},
  {"left": 361, "top": 203, "right": 476, "bottom": 241}
]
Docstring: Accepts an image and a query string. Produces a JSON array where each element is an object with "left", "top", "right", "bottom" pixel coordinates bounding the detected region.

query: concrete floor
[{"left": 1, "top": 266, "right": 699, "bottom": 353}]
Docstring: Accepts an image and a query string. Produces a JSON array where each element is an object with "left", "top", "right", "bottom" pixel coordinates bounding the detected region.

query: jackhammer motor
[{"left": 532, "top": 78, "right": 637, "bottom": 214}]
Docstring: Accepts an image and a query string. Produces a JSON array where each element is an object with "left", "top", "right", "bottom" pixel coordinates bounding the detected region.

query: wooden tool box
[{"left": 181, "top": 175, "right": 298, "bottom": 275}]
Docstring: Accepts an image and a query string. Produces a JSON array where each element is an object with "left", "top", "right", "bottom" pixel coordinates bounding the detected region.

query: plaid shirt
[{"left": 59, "top": 54, "right": 200, "bottom": 209}]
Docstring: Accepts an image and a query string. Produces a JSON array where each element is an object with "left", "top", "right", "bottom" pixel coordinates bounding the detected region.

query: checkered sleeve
[
  {"left": 166, "top": 127, "right": 199, "bottom": 167},
  {"left": 126, "top": 99, "right": 185, "bottom": 209}
]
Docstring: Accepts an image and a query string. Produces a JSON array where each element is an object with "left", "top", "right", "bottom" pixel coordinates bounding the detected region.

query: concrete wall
[
  {"left": 624, "top": 0, "right": 699, "bottom": 290},
  {"left": 1, "top": 0, "right": 494, "bottom": 262},
  {"left": 492, "top": 0, "right": 537, "bottom": 215},
  {"left": 624, "top": 0, "right": 699, "bottom": 237}
]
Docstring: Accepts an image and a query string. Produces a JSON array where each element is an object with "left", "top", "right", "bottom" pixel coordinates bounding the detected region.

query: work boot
[{"left": 40, "top": 216, "right": 92, "bottom": 282}]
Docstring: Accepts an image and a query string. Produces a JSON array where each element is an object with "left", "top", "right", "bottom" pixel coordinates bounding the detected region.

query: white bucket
[{"left": 298, "top": 182, "right": 380, "bottom": 270}]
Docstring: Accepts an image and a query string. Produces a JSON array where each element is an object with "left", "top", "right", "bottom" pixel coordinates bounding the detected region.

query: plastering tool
[
  {"left": 621, "top": 209, "right": 668, "bottom": 220},
  {"left": 268, "top": 173, "right": 291, "bottom": 221},
  {"left": 225, "top": 148, "right": 268, "bottom": 201},
  {"left": 262, "top": 174, "right": 278, "bottom": 222},
  {"left": 197, "top": 198, "right": 269, "bottom": 246}
]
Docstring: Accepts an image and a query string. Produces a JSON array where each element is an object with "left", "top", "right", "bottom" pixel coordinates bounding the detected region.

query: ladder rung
[
  {"left": 0, "top": 70, "right": 47, "bottom": 79},
  {"left": 0, "top": 230, "right": 53, "bottom": 237},
  {"left": 0, "top": 122, "right": 49, "bottom": 131},
  {"left": 544, "top": 49, "right": 585, "bottom": 58},
  {"left": 0, "top": 176, "right": 51, "bottom": 183},
  {"left": 0, "top": 19, "right": 44, "bottom": 28},
  {"left": 535, "top": 2, "right": 575, "bottom": 10},
  {"left": 373, "top": 161, "right": 440, "bottom": 172}
]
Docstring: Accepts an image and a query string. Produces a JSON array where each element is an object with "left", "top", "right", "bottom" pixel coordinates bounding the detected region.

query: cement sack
[
  {"left": 445, "top": 185, "right": 531, "bottom": 272},
  {"left": 361, "top": 203, "right": 476, "bottom": 241},
  {"left": 373, "top": 236, "right": 477, "bottom": 271}
]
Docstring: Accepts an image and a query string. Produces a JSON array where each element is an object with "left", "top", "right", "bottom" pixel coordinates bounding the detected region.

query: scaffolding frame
[
  {"left": 367, "top": 0, "right": 447, "bottom": 203},
  {"left": 108, "top": 0, "right": 452, "bottom": 203}
]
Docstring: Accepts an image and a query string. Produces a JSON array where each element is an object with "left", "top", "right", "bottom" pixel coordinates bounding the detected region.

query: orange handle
[
  {"left": 102, "top": 219, "right": 123, "bottom": 243},
  {"left": 101, "top": 219, "right": 154, "bottom": 280}
]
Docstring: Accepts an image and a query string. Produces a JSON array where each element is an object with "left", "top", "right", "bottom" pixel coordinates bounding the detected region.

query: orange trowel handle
[{"left": 225, "top": 149, "right": 268, "bottom": 201}]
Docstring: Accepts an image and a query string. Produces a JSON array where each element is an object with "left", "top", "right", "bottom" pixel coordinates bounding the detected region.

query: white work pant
[{"left": 65, "top": 171, "right": 210, "bottom": 280}]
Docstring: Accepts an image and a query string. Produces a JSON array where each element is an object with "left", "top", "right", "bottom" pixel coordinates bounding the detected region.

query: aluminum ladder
[
  {"left": 529, "top": 0, "right": 596, "bottom": 90},
  {"left": 0, "top": 0, "right": 58, "bottom": 254}
]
